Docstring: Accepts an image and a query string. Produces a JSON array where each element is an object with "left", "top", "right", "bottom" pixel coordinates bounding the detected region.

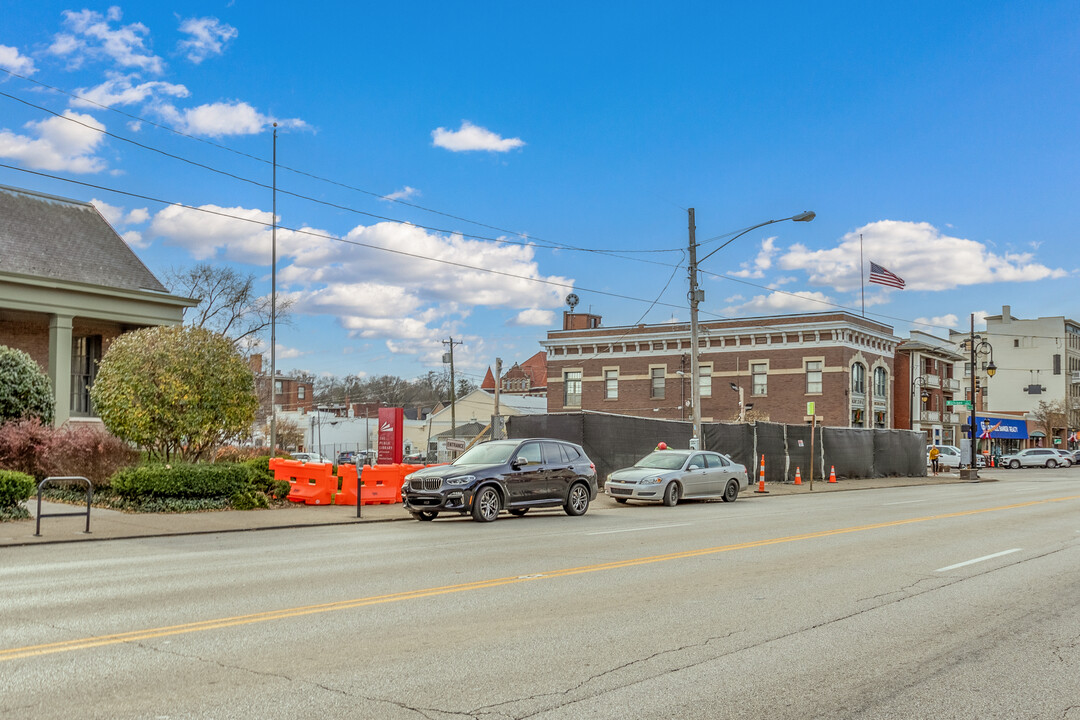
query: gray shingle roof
[{"left": 0, "top": 184, "right": 167, "bottom": 293}]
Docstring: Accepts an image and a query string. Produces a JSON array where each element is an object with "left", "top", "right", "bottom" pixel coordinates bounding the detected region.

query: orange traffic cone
[
  {"left": 793, "top": 467, "right": 802, "bottom": 485},
  {"left": 755, "top": 454, "right": 769, "bottom": 493},
  {"left": 828, "top": 465, "right": 837, "bottom": 483}
]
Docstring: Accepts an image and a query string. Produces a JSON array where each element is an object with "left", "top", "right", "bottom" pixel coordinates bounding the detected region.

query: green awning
[{"left": 1029, "top": 431, "right": 1046, "bottom": 437}]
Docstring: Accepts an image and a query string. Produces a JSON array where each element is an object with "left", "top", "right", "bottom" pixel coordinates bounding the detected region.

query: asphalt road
[{"left": 3, "top": 468, "right": 1079, "bottom": 719}]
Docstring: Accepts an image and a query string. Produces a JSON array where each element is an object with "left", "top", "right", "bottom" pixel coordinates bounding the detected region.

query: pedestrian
[{"left": 929, "top": 445, "right": 940, "bottom": 476}]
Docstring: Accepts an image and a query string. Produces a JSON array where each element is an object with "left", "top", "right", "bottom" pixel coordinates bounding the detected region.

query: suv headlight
[{"left": 445, "top": 475, "right": 476, "bottom": 486}]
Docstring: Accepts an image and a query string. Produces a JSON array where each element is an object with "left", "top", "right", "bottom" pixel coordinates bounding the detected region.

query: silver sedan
[{"left": 606, "top": 450, "right": 748, "bottom": 506}]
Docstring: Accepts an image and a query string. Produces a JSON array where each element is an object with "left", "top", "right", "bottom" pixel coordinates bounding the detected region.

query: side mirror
[
  {"left": 515, "top": 456, "right": 531, "bottom": 468},
  {"left": 687, "top": 464, "right": 701, "bottom": 471}
]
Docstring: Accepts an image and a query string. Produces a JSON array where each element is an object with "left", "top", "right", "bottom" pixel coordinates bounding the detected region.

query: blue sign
[{"left": 973, "top": 416, "right": 1028, "bottom": 439}]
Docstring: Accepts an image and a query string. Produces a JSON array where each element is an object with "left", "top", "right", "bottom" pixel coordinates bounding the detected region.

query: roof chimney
[{"left": 1001, "top": 305, "right": 1011, "bottom": 324}]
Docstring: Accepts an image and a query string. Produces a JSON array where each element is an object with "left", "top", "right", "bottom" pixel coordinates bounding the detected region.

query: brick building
[
  {"left": 0, "top": 184, "right": 195, "bottom": 425},
  {"left": 480, "top": 351, "right": 548, "bottom": 397},
  {"left": 893, "top": 331, "right": 966, "bottom": 446},
  {"left": 542, "top": 310, "right": 899, "bottom": 427},
  {"left": 248, "top": 353, "right": 314, "bottom": 422}
]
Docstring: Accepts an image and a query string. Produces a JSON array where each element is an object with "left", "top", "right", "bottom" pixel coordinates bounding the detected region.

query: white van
[{"left": 927, "top": 444, "right": 984, "bottom": 470}]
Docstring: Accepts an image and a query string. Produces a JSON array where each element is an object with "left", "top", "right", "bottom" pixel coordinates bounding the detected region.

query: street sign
[
  {"left": 806, "top": 401, "right": 815, "bottom": 415},
  {"left": 444, "top": 438, "right": 466, "bottom": 452},
  {"left": 947, "top": 400, "right": 973, "bottom": 407}
]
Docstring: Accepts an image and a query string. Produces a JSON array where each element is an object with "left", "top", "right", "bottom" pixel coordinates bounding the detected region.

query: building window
[
  {"left": 1014, "top": 338, "right": 1019, "bottom": 347},
  {"left": 852, "top": 362, "right": 866, "bottom": 394},
  {"left": 699, "top": 364, "right": 712, "bottom": 398},
  {"left": 604, "top": 369, "right": 618, "bottom": 400},
  {"left": 874, "top": 367, "right": 887, "bottom": 397},
  {"left": 805, "top": 360, "right": 822, "bottom": 394},
  {"left": 70, "top": 335, "right": 102, "bottom": 416},
  {"left": 751, "top": 363, "right": 768, "bottom": 395},
  {"left": 874, "top": 410, "right": 886, "bottom": 428},
  {"left": 650, "top": 367, "right": 666, "bottom": 399},
  {"left": 1054, "top": 354, "right": 1061, "bottom": 375},
  {"left": 275, "top": 380, "right": 283, "bottom": 395},
  {"left": 851, "top": 408, "right": 864, "bottom": 427},
  {"left": 298, "top": 386, "right": 306, "bottom": 400},
  {"left": 564, "top": 370, "right": 582, "bottom": 407}
]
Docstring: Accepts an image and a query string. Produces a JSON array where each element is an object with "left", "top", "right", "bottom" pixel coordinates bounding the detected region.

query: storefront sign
[
  {"left": 973, "top": 416, "right": 1028, "bottom": 439},
  {"left": 377, "top": 407, "right": 404, "bottom": 464}
]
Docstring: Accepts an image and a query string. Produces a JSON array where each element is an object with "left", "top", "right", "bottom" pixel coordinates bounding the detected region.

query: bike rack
[{"left": 35, "top": 476, "right": 92, "bottom": 537}]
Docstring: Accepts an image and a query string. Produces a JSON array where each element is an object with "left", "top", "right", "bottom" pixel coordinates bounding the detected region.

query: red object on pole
[
  {"left": 755, "top": 454, "right": 769, "bottom": 493},
  {"left": 828, "top": 465, "right": 837, "bottom": 483}
]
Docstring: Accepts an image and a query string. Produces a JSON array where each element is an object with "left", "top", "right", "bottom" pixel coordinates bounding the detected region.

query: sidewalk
[{"left": 1, "top": 471, "right": 993, "bottom": 547}]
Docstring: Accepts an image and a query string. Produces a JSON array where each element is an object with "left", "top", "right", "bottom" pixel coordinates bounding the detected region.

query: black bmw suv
[{"left": 401, "top": 438, "right": 598, "bottom": 522}]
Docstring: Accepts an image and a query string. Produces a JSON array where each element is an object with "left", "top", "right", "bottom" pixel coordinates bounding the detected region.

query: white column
[{"left": 48, "top": 314, "right": 73, "bottom": 427}]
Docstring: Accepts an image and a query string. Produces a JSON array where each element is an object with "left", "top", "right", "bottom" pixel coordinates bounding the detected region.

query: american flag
[{"left": 869, "top": 261, "right": 905, "bottom": 289}]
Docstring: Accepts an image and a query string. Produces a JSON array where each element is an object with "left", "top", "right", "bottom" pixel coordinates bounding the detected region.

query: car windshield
[
  {"left": 453, "top": 441, "right": 519, "bottom": 465},
  {"left": 634, "top": 451, "right": 689, "bottom": 470}
]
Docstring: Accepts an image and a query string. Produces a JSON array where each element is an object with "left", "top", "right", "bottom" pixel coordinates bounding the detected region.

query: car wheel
[
  {"left": 1010, "top": 460, "right": 1020, "bottom": 469},
  {"left": 508, "top": 508, "right": 528, "bottom": 517},
  {"left": 1046, "top": 459, "right": 1057, "bottom": 468},
  {"left": 564, "top": 482, "right": 591, "bottom": 516},
  {"left": 614, "top": 498, "right": 628, "bottom": 504},
  {"left": 412, "top": 511, "right": 438, "bottom": 521},
  {"left": 721, "top": 479, "right": 739, "bottom": 503},
  {"left": 471, "top": 486, "right": 501, "bottom": 522},
  {"left": 662, "top": 482, "right": 680, "bottom": 507}
]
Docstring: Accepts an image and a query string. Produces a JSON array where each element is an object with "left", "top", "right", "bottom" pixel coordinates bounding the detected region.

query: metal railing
[{"left": 35, "top": 476, "right": 92, "bottom": 537}]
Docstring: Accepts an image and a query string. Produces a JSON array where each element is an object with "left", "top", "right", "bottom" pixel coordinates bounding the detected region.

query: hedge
[
  {"left": 111, "top": 463, "right": 252, "bottom": 499},
  {"left": 0, "top": 469, "right": 36, "bottom": 508}
]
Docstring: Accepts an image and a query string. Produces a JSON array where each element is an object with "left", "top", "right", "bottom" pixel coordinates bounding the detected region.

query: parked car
[
  {"left": 290, "top": 451, "right": 329, "bottom": 464},
  {"left": 403, "top": 452, "right": 426, "bottom": 464},
  {"left": 401, "top": 438, "right": 597, "bottom": 522},
  {"left": 999, "top": 448, "right": 1064, "bottom": 468},
  {"left": 606, "top": 449, "right": 749, "bottom": 506},
  {"left": 1053, "top": 449, "right": 1074, "bottom": 467},
  {"left": 927, "top": 444, "right": 962, "bottom": 470},
  {"left": 337, "top": 451, "right": 357, "bottom": 465}
]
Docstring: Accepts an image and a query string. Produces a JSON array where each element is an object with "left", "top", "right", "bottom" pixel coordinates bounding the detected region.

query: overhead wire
[{"left": 0, "top": 71, "right": 680, "bottom": 257}]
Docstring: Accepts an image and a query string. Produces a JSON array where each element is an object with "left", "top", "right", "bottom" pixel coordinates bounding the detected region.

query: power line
[{"left": 0, "top": 72, "right": 681, "bottom": 258}]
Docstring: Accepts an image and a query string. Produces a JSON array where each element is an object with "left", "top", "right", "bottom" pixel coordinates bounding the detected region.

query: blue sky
[{"left": 2, "top": 2, "right": 1078, "bottom": 386}]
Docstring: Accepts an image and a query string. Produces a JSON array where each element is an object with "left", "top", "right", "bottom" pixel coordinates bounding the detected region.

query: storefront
[{"left": 972, "top": 415, "right": 1028, "bottom": 456}]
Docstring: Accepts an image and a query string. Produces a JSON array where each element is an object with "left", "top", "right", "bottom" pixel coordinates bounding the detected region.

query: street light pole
[
  {"left": 687, "top": 209, "right": 816, "bottom": 447},
  {"left": 967, "top": 312, "right": 997, "bottom": 476}
]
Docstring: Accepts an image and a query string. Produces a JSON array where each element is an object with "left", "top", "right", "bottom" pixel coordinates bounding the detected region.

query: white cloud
[
  {"left": 432, "top": 121, "right": 525, "bottom": 152},
  {"left": 913, "top": 314, "right": 960, "bottom": 329},
  {"left": 0, "top": 45, "right": 36, "bottom": 75},
  {"left": 0, "top": 110, "right": 107, "bottom": 173},
  {"left": 275, "top": 345, "right": 310, "bottom": 360},
  {"left": 177, "top": 17, "right": 238, "bottom": 64},
  {"left": 120, "top": 230, "right": 148, "bottom": 248},
  {"left": 50, "top": 8, "right": 164, "bottom": 74},
  {"left": 722, "top": 290, "right": 835, "bottom": 317},
  {"left": 157, "top": 101, "right": 306, "bottom": 137},
  {"left": 72, "top": 72, "right": 189, "bottom": 108},
  {"left": 779, "top": 220, "right": 1069, "bottom": 292},
  {"left": 147, "top": 204, "right": 574, "bottom": 353},
  {"left": 729, "top": 236, "right": 778, "bottom": 279},
  {"left": 508, "top": 309, "right": 555, "bottom": 326},
  {"left": 91, "top": 198, "right": 150, "bottom": 226},
  {"left": 381, "top": 186, "right": 419, "bottom": 202}
]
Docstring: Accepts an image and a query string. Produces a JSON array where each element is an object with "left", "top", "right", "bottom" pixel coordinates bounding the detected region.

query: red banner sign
[{"left": 377, "top": 407, "right": 404, "bottom": 464}]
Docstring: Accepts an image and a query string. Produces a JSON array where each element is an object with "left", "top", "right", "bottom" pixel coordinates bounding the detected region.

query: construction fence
[{"left": 507, "top": 411, "right": 925, "bottom": 486}]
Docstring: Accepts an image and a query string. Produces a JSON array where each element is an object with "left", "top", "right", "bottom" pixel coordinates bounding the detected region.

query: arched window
[
  {"left": 874, "top": 367, "right": 887, "bottom": 397},
  {"left": 851, "top": 362, "right": 866, "bottom": 394}
]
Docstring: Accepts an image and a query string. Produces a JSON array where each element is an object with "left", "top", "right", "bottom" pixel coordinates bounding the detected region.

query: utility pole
[
  {"left": 493, "top": 357, "right": 503, "bottom": 439},
  {"left": 687, "top": 208, "right": 703, "bottom": 449},
  {"left": 269, "top": 123, "right": 278, "bottom": 456},
  {"left": 443, "top": 337, "right": 462, "bottom": 438}
]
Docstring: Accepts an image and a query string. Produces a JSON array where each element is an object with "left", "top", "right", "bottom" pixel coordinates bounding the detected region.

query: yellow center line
[{"left": 4, "top": 493, "right": 1078, "bottom": 662}]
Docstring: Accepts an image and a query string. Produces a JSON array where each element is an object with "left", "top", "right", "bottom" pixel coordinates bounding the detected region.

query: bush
[
  {"left": 0, "top": 418, "right": 55, "bottom": 479},
  {"left": 111, "top": 463, "right": 252, "bottom": 499},
  {"left": 230, "top": 490, "right": 270, "bottom": 510},
  {"left": 44, "top": 423, "right": 139, "bottom": 488},
  {"left": 0, "top": 346, "right": 54, "bottom": 424},
  {"left": 0, "top": 469, "right": 36, "bottom": 508},
  {"left": 215, "top": 445, "right": 266, "bottom": 463},
  {"left": 270, "top": 480, "right": 291, "bottom": 499},
  {"left": 242, "top": 455, "right": 275, "bottom": 493},
  {"left": 0, "top": 419, "right": 138, "bottom": 485}
]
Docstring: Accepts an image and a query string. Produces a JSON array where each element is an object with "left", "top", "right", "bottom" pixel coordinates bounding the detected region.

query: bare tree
[
  {"left": 1030, "top": 400, "right": 1067, "bottom": 443},
  {"left": 262, "top": 416, "right": 303, "bottom": 452},
  {"left": 165, "top": 263, "right": 294, "bottom": 351}
]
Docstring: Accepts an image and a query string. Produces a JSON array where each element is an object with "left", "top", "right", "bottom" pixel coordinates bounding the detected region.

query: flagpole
[{"left": 860, "top": 233, "right": 865, "bottom": 317}]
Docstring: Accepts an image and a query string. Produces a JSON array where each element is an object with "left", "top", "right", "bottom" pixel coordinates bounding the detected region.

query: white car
[
  {"left": 290, "top": 452, "right": 330, "bottom": 464},
  {"left": 927, "top": 445, "right": 984, "bottom": 470},
  {"left": 606, "top": 450, "right": 749, "bottom": 505},
  {"left": 999, "top": 448, "right": 1063, "bottom": 469}
]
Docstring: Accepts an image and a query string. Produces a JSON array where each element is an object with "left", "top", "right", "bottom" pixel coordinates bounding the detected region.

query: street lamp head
[
  {"left": 729, "top": 382, "right": 739, "bottom": 392},
  {"left": 744, "top": 403, "right": 754, "bottom": 411},
  {"left": 986, "top": 361, "right": 997, "bottom": 377},
  {"left": 791, "top": 211, "right": 816, "bottom": 222}
]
